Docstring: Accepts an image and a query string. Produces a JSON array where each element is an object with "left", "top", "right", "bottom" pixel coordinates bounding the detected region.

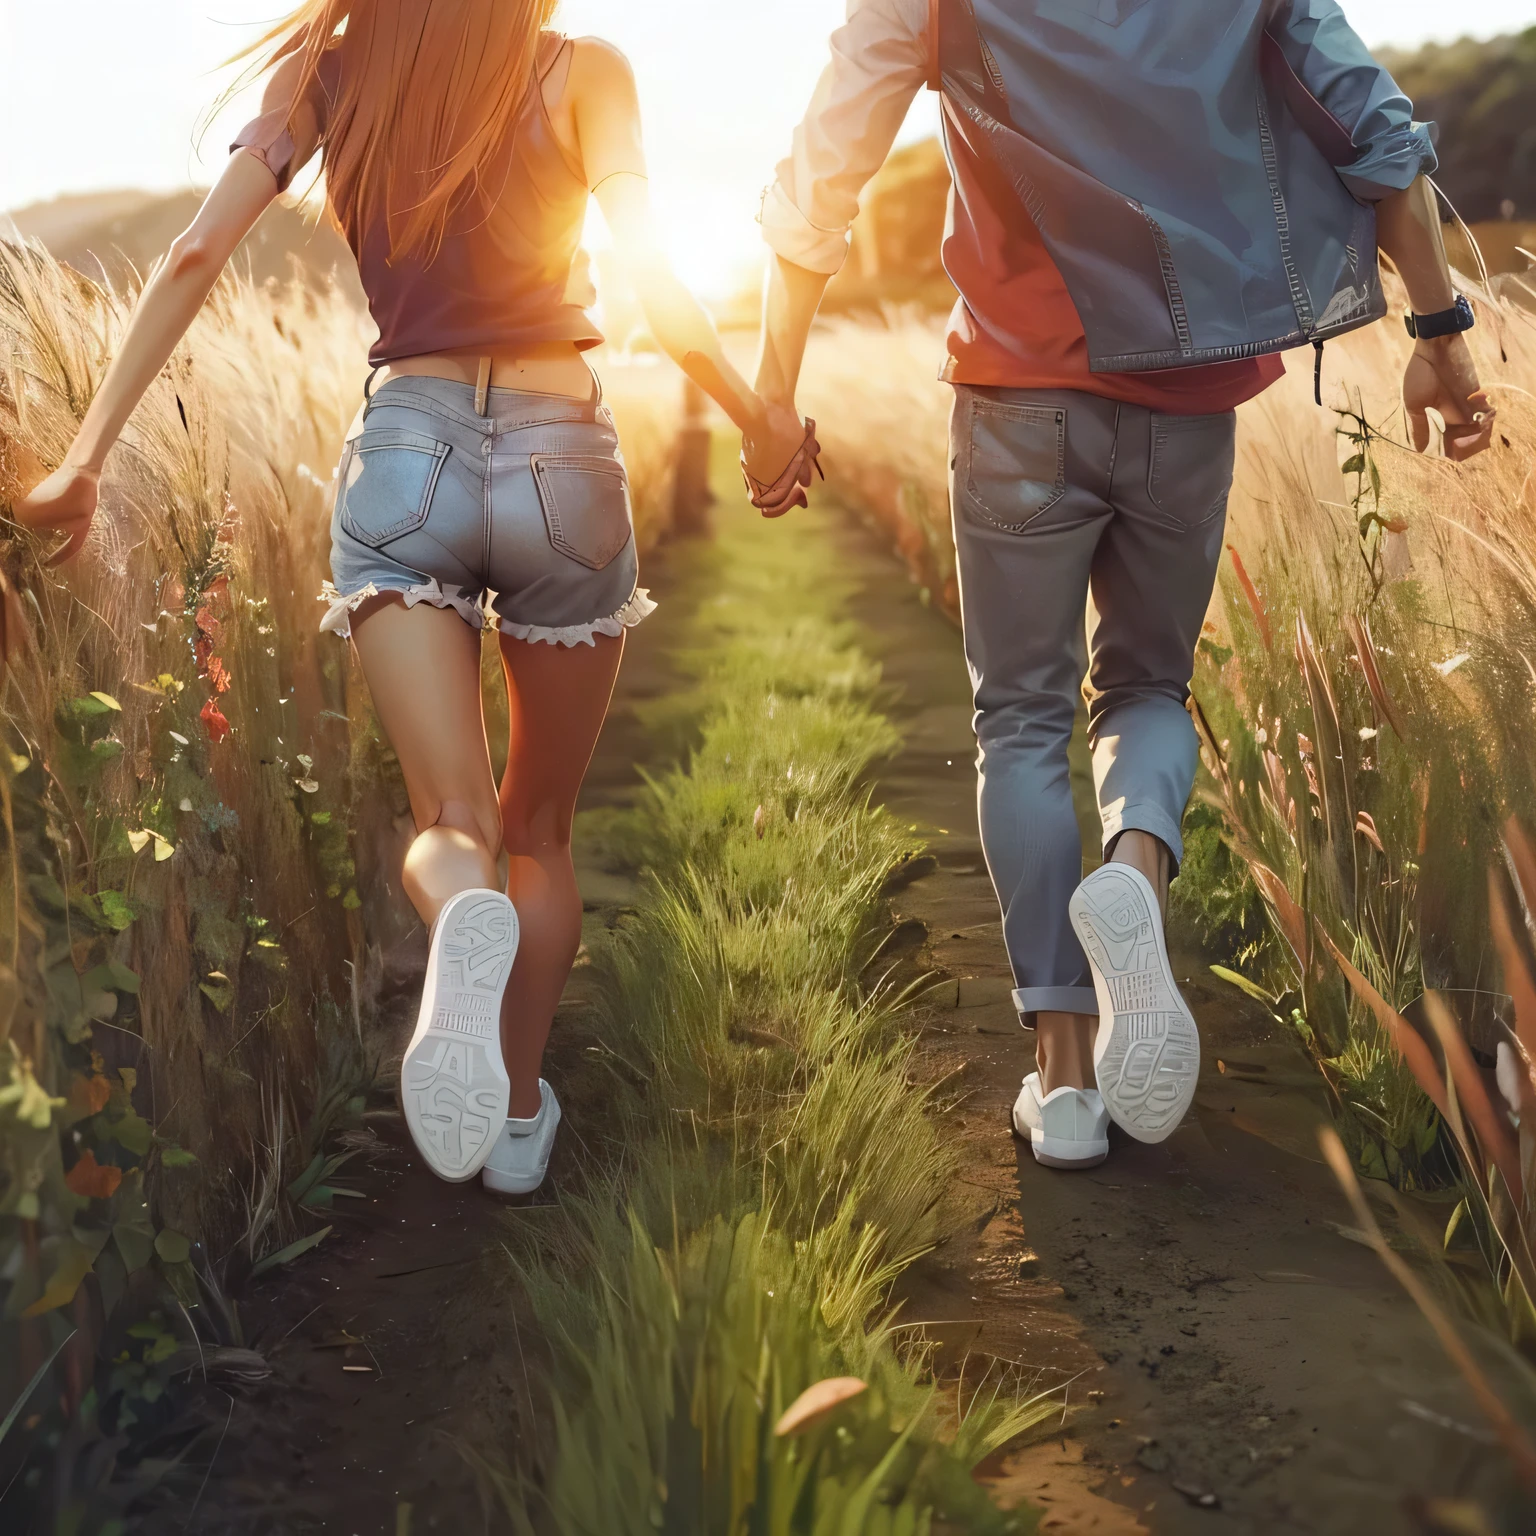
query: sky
[{"left": 3, "top": 0, "right": 1535, "bottom": 294}]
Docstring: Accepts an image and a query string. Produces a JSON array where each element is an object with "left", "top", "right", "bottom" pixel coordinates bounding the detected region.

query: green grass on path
[{"left": 492, "top": 479, "right": 1049, "bottom": 1534}]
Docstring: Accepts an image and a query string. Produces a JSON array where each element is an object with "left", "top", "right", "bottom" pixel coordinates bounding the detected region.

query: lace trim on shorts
[
  {"left": 497, "top": 587, "right": 657, "bottom": 648},
  {"left": 318, "top": 579, "right": 485, "bottom": 639}
]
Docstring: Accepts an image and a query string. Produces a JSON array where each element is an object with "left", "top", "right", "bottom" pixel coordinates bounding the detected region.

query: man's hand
[
  {"left": 742, "top": 399, "right": 808, "bottom": 483},
  {"left": 1403, "top": 333, "right": 1495, "bottom": 462},
  {"left": 741, "top": 400, "right": 821, "bottom": 517},
  {"left": 13, "top": 462, "right": 100, "bottom": 565}
]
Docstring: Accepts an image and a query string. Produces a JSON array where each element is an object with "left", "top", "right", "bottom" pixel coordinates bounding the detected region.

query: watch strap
[{"left": 1404, "top": 294, "right": 1475, "bottom": 340}]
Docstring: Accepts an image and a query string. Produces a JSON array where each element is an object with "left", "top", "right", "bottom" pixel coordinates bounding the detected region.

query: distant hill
[
  {"left": 2, "top": 188, "right": 365, "bottom": 306},
  {"left": 1380, "top": 28, "right": 1536, "bottom": 222}
]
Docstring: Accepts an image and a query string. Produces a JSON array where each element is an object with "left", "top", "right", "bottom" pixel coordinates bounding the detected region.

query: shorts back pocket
[
  {"left": 338, "top": 429, "right": 450, "bottom": 549},
  {"left": 531, "top": 453, "right": 632, "bottom": 571}
]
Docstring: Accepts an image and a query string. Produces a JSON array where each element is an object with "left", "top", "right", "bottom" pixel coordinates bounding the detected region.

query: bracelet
[{"left": 1404, "top": 293, "right": 1475, "bottom": 340}]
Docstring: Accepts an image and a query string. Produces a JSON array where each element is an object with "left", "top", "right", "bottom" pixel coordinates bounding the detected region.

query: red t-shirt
[{"left": 940, "top": 131, "right": 1283, "bottom": 412}]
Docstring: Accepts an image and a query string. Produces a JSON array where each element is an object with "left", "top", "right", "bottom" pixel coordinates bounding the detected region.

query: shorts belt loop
[{"left": 474, "top": 355, "right": 492, "bottom": 418}]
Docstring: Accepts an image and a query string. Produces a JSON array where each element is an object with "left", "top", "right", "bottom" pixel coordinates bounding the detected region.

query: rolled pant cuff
[
  {"left": 1102, "top": 803, "right": 1186, "bottom": 872},
  {"left": 1012, "top": 985, "right": 1100, "bottom": 1027}
]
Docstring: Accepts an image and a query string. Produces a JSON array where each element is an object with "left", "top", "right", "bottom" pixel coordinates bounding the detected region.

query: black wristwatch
[{"left": 1404, "top": 293, "right": 1475, "bottom": 340}]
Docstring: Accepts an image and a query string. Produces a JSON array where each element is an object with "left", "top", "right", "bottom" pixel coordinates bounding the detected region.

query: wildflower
[{"left": 201, "top": 697, "right": 231, "bottom": 743}]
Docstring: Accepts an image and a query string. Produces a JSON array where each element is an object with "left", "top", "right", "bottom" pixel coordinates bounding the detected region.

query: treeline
[{"left": 1381, "top": 28, "right": 1536, "bottom": 222}]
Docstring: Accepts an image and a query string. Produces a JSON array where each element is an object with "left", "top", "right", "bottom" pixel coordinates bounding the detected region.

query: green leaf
[
  {"left": 82, "top": 961, "right": 140, "bottom": 997},
  {"left": 108, "top": 1108, "right": 153, "bottom": 1158},
  {"left": 1340, "top": 454, "right": 1365, "bottom": 476},
  {"left": 286, "top": 1152, "right": 328, "bottom": 1205},
  {"left": 251, "top": 1225, "right": 332, "bottom": 1278},
  {"left": 1209, "top": 964, "right": 1278, "bottom": 1007},
  {"left": 98, "top": 890, "right": 137, "bottom": 931},
  {"left": 1444, "top": 1198, "right": 1468, "bottom": 1249},
  {"left": 22, "top": 1238, "right": 101, "bottom": 1317},
  {"left": 113, "top": 1209, "right": 156, "bottom": 1274},
  {"left": 199, "top": 975, "right": 235, "bottom": 1013},
  {"left": 341, "top": 888, "right": 362, "bottom": 911},
  {"left": 90, "top": 691, "right": 123, "bottom": 712},
  {"left": 159, "top": 1144, "right": 199, "bottom": 1169},
  {"left": 309, "top": 811, "right": 331, "bottom": 826},
  {"left": 154, "top": 1229, "right": 191, "bottom": 1265}
]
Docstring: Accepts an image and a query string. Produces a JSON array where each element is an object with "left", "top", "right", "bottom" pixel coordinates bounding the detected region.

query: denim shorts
[{"left": 319, "top": 375, "right": 654, "bottom": 645}]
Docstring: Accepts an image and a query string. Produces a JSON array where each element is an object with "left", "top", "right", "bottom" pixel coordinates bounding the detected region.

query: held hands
[
  {"left": 1404, "top": 333, "right": 1495, "bottom": 461},
  {"left": 740, "top": 397, "right": 822, "bottom": 518},
  {"left": 13, "top": 460, "right": 100, "bottom": 565}
]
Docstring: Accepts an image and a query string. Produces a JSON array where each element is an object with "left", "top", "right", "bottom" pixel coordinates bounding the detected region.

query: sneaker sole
[
  {"left": 401, "top": 889, "right": 518, "bottom": 1182},
  {"left": 1032, "top": 1133, "right": 1109, "bottom": 1170},
  {"left": 1070, "top": 863, "right": 1198, "bottom": 1144},
  {"left": 481, "top": 1162, "right": 548, "bottom": 1196}
]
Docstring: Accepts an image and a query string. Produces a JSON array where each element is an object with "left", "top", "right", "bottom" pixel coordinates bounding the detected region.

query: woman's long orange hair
[{"left": 233, "top": 0, "right": 559, "bottom": 262}]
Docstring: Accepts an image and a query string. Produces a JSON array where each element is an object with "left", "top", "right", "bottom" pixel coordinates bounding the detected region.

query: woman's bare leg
[
  {"left": 348, "top": 596, "right": 503, "bottom": 925},
  {"left": 497, "top": 631, "right": 624, "bottom": 1117}
]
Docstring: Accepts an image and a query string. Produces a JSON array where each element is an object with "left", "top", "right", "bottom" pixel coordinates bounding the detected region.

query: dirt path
[
  {"left": 826, "top": 509, "right": 1518, "bottom": 1533},
  {"left": 183, "top": 476, "right": 1515, "bottom": 1535}
]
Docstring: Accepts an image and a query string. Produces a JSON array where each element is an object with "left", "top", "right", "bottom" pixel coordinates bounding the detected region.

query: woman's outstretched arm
[
  {"left": 15, "top": 74, "right": 317, "bottom": 561},
  {"left": 571, "top": 40, "right": 806, "bottom": 475}
]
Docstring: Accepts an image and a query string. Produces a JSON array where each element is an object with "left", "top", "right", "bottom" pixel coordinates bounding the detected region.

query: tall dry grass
[
  {"left": 798, "top": 269, "right": 1536, "bottom": 1472},
  {"left": 0, "top": 240, "right": 395, "bottom": 1521}
]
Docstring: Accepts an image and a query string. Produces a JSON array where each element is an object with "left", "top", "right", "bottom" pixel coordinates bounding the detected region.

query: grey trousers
[{"left": 948, "top": 386, "right": 1234, "bottom": 1022}]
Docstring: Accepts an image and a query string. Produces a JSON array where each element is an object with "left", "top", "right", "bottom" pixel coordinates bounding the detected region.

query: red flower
[
  {"left": 200, "top": 697, "right": 230, "bottom": 743},
  {"left": 66, "top": 1149, "right": 123, "bottom": 1200},
  {"left": 207, "top": 656, "right": 232, "bottom": 694}
]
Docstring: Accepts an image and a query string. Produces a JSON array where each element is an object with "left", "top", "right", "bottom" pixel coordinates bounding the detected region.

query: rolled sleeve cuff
[
  {"left": 759, "top": 181, "right": 851, "bottom": 276},
  {"left": 1339, "top": 120, "right": 1438, "bottom": 200}
]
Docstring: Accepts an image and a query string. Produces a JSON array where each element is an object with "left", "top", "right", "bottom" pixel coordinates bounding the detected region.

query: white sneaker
[
  {"left": 481, "top": 1080, "right": 561, "bottom": 1195},
  {"left": 1069, "top": 863, "right": 1199, "bottom": 1144},
  {"left": 400, "top": 888, "right": 518, "bottom": 1182},
  {"left": 1011, "top": 1072, "right": 1110, "bottom": 1168}
]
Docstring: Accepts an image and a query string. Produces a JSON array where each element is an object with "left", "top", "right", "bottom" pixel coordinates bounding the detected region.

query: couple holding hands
[{"left": 18, "top": 0, "right": 1495, "bottom": 1193}]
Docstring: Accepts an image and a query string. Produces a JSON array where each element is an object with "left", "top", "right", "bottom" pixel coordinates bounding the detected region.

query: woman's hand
[
  {"left": 740, "top": 400, "right": 822, "bottom": 518},
  {"left": 742, "top": 398, "right": 809, "bottom": 485},
  {"left": 14, "top": 462, "right": 100, "bottom": 565}
]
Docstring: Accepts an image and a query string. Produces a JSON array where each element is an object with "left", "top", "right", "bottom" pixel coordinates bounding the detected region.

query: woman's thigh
[{"left": 350, "top": 597, "right": 501, "bottom": 849}]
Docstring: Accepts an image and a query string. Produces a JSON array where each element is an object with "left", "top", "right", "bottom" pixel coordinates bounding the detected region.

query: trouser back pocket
[{"left": 530, "top": 453, "right": 632, "bottom": 570}]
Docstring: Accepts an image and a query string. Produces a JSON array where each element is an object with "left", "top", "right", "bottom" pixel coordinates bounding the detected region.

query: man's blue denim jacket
[{"left": 936, "top": 0, "right": 1438, "bottom": 372}]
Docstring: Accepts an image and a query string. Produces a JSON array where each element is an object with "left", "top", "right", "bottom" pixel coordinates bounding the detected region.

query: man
[{"left": 742, "top": 0, "right": 1494, "bottom": 1168}]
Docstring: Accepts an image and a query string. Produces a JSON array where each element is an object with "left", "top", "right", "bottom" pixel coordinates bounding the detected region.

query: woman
[{"left": 17, "top": 0, "right": 814, "bottom": 1194}]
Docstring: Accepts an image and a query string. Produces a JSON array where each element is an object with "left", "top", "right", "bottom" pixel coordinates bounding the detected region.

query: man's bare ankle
[{"left": 1035, "top": 1009, "right": 1097, "bottom": 1095}]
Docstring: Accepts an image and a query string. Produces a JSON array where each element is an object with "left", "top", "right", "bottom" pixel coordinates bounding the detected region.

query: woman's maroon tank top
[{"left": 233, "top": 33, "right": 602, "bottom": 365}]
